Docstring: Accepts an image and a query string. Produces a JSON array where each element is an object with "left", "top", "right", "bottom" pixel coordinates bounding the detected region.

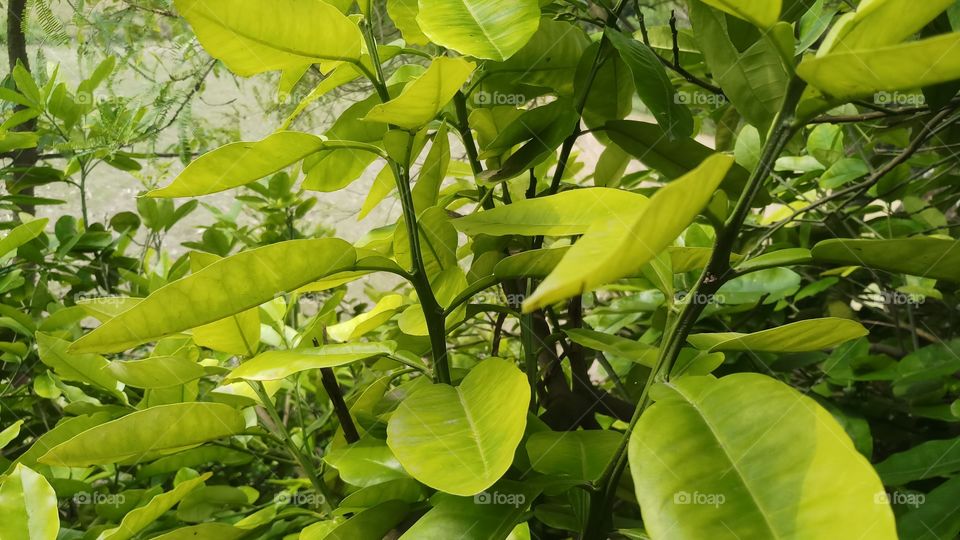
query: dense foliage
[{"left": 2, "top": 0, "right": 960, "bottom": 538}]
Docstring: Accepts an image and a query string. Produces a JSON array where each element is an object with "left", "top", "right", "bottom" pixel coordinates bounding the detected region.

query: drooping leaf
[
  {"left": 630, "top": 373, "right": 896, "bottom": 539},
  {"left": 105, "top": 355, "right": 207, "bottom": 388},
  {"left": 35, "top": 333, "right": 124, "bottom": 397},
  {"left": 174, "top": 0, "right": 362, "bottom": 76},
  {"left": 523, "top": 154, "right": 733, "bottom": 311},
  {"left": 0, "top": 464, "right": 59, "bottom": 540},
  {"left": 563, "top": 328, "right": 658, "bottom": 367},
  {"left": 811, "top": 237, "right": 960, "bottom": 282},
  {"left": 364, "top": 57, "right": 475, "bottom": 129},
  {"left": 70, "top": 238, "right": 356, "bottom": 353},
  {"left": 227, "top": 342, "right": 395, "bottom": 381},
  {"left": 416, "top": 0, "right": 541, "bottom": 61},
  {"left": 606, "top": 29, "right": 692, "bottom": 139},
  {"left": 39, "top": 403, "right": 246, "bottom": 466},
  {"left": 875, "top": 437, "right": 960, "bottom": 485},
  {"left": 387, "top": 359, "right": 529, "bottom": 496},
  {"left": 687, "top": 317, "right": 868, "bottom": 353}
]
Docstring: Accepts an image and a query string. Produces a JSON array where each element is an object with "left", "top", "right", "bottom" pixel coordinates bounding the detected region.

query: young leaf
[
  {"left": 39, "top": 403, "right": 246, "bottom": 466},
  {"left": 363, "top": 57, "right": 476, "bottom": 129},
  {"left": 328, "top": 295, "right": 405, "bottom": 342},
  {"left": 605, "top": 29, "right": 693, "bottom": 139},
  {"left": 687, "top": 317, "right": 869, "bottom": 352},
  {"left": 70, "top": 238, "right": 356, "bottom": 353},
  {"left": 811, "top": 237, "right": 960, "bottom": 282},
  {"left": 0, "top": 464, "right": 59, "bottom": 540},
  {"left": 630, "top": 373, "right": 896, "bottom": 539},
  {"left": 0, "top": 420, "right": 23, "bottom": 451},
  {"left": 523, "top": 154, "right": 734, "bottom": 312},
  {"left": 387, "top": 358, "right": 529, "bottom": 496},
  {"left": 820, "top": 0, "right": 955, "bottom": 53},
  {"left": 174, "top": 0, "right": 363, "bottom": 76},
  {"left": 416, "top": 0, "right": 540, "bottom": 61},
  {"left": 697, "top": 0, "right": 782, "bottom": 28},
  {"left": 226, "top": 342, "right": 395, "bottom": 381},
  {"left": 455, "top": 188, "right": 649, "bottom": 237},
  {"left": 798, "top": 33, "right": 960, "bottom": 100}
]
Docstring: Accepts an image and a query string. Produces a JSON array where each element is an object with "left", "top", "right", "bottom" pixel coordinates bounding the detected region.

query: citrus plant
[{"left": 3, "top": 0, "right": 960, "bottom": 538}]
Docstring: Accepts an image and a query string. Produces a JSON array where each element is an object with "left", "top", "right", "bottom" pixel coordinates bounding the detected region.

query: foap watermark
[
  {"left": 474, "top": 90, "right": 527, "bottom": 106},
  {"left": 874, "top": 91, "right": 925, "bottom": 107},
  {"left": 73, "top": 492, "right": 126, "bottom": 505},
  {"left": 675, "top": 91, "right": 727, "bottom": 108},
  {"left": 875, "top": 490, "right": 925, "bottom": 508},
  {"left": 275, "top": 490, "right": 326, "bottom": 506},
  {"left": 878, "top": 290, "right": 925, "bottom": 306},
  {"left": 474, "top": 490, "right": 526, "bottom": 508},
  {"left": 674, "top": 490, "right": 726, "bottom": 508},
  {"left": 675, "top": 291, "right": 726, "bottom": 305}
]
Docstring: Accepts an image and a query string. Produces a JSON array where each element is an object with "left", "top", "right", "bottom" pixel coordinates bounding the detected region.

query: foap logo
[
  {"left": 673, "top": 490, "right": 725, "bottom": 508},
  {"left": 275, "top": 490, "right": 326, "bottom": 506},
  {"left": 73, "top": 492, "right": 126, "bottom": 505},
  {"left": 875, "top": 490, "right": 925, "bottom": 508},
  {"left": 675, "top": 91, "right": 727, "bottom": 108},
  {"left": 874, "top": 91, "right": 925, "bottom": 107},
  {"left": 474, "top": 91, "right": 527, "bottom": 106},
  {"left": 474, "top": 490, "right": 526, "bottom": 508}
]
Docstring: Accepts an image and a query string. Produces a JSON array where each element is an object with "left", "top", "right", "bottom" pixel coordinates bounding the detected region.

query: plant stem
[
  {"left": 579, "top": 77, "right": 807, "bottom": 540},
  {"left": 319, "top": 368, "right": 360, "bottom": 443},
  {"left": 359, "top": 19, "right": 450, "bottom": 383},
  {"left": 249, "top": 381, "right": 334, "bottom": 510}
]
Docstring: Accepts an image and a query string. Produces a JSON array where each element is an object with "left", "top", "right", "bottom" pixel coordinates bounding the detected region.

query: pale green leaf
[
  {"left": 698, "top": 0, "right": 782, "bottom": 27},
  {"left": 0, "top": 219, "right": 47, "bottom": 259},
  {"left": 0, "top": 464, "right": 59, "bottom": 540},
  {"left": 363, "top": 57, "right": 475, "bottom": 129},
  {"left": 416, "top": 0, "right": 540, "bottom": 61},
  {"left": 327, "top": 294, "right": 404, "bottom": 342},
  {"left": 227, "top": 342, "right": 395, "bottom": 381},
  {"left": 98, "top": 474, "right": 210, "bottom": 540},
  {"left": 687, "top": 317, "right": 868, "bottom": 353}
]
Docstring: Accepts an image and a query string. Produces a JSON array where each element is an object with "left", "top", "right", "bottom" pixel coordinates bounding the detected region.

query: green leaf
[
  {"left": 875, "top": 437, "right": 960, "bottom": 485},
  {"left": 629, "top": 373, "right": 896, "bottom": 539},
  {"left": 688, "top": 3, "right": 790, "bottom": 130},
  {"left": 173, "top": 0, "right": 362, "bottom": 76},
  {"left": 811, "top": 237, "right": 960, "bottom": 282},
  {"left": 411, "top": 124, "right": 451, "bottom": 213},
  {"left": 70, "top": 238, "right": 356, "bottom": 353},
  {"left": 227, "top": 342, "right": 395, "bottom": 381},
  {"left": 525, "top": 430, "right": 623, "bottom": 483},
  {"left": 798, "top": 33, "right": 960, "bottom": 100},
  {"left": 5, "top": 414, "right": 111, "bottom": 473},
  {"left": 896, "top": 476, "right": 960, "bottom": 540},
  {"left": 697, "top": 0, "right": 782, "bottom": 27},
  {"left": 302, "top": 501, "right": 410, "bottom": 540},
  {"left": 39, "top": 403, "right": 246, "bottom": 466},
  {"left": 0, "top": 218, "right": 47, "bottom": 258},
  {"left": 455, "top": 188, "right": 648, "bottom": 237},
  {"left": 148, "top": 132, "right": 327, "bottom": 198},
  {"left": 605, "top": 29, "right": 692, "bottom": 139},
  {"left": 98, "top": 474, "right": 210, "bottom": 540},
  {"left": 328, "top": 295, "right": 404, "bottom": 342},
  {"left": 387, "top": 359, "right": 529, "bottom": 496},
  {"left": 325, "top": 441, "right": 409, "bottom": 487},
  {"left": 337, "top": 479, "right": 424, "bottom": 513},
  {"left": 735, "top": 248, "right": 812, "bottom": 272},
  {"left": 523, "top": 154, "right": 733, "bottom": 312},
  {"left": 105, "top": 355, "right": 207, "bottom": 388},
  {"left": 563, "top": 328, "right": 658, "bottom": 367},
  {"left": 35, "top": 333, "right": 124, "bottom": 397},
  {"left": 364, "top": 57, "right": 475, "bottom": 129},
  {"left": 387, "top": 0, "right": 429, "bottom": 45},
  {"left": 416, "top": 0, "right": 540, "bottom": 61},
  {"left": 687, "top": 317, "right": 868, "bottom": 352},
  {"left": 0, "top": 464, "right": 59, "bottom": 540},
  {"left": 149, "top": 523, "right": 247, "bottom": 540}
]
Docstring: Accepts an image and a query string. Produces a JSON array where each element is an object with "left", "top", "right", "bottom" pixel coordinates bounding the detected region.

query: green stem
[
  {"left": 579, "top": 77, "right": 807, "bottom": 540},
  {"left": 360, "top": 20, "right": 450, "bottom": 384},
  {"left": 249, "top": 381, "right": 335, "bottom": 510}
]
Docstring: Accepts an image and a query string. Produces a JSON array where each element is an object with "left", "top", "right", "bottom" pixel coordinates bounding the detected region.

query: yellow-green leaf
[
  {"left": 687, "top": 317, "right": 868, "bottom": 352},
  {"left": 174, "top": 0, "right": 362, "bottom": 76},
  {"left": 363, "top": 57, "right": 475, "bottom": 129},
  {"left": 148, "top": 132, "right": 325, "bottom": 198},
  {"left": 70, "top": 238, "right": 356, "bottom": 353},
  {"left": 227, "top": 342, "right": 395, "bottom": 381},
  {"left": 98, "top": 474, "right": 211, "bottom": 540},
  {"left": 523, "top": 154, "right": 733, "bottom": 312},
  {"left": 105, "top": 355, "right": 207, "bottom": 388},
  {"left": 0, "top": 218, "right": 47, "bottom": 258},
  {"left": 811, "top": 237, "right": 960, "bottom": 282},
  {"left": 39, "top": 403, "right": 246, "bottom": 466},
  {"left": 697, "top": 0, "right": 781, "bottom": 28},
  {"left": 416, "top": 0, "right": 540, "bottom": 61},
  {"left": 798, "top": 33, "right": 960, "bottom": 100},
  {"left": 0, "top": 464, "right": 59, "bottom": 540},
  {"left": 820, "top": 0, "right": 955, "bottom": 54},
  {"left": 630, "top": 373, "right": 896, "bottom": 539}
]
